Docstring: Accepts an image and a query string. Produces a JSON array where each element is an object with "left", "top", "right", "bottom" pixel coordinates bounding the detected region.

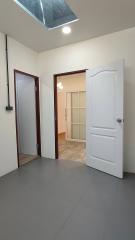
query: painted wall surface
[
  {"left": 16, "top": 73, "right": 37, "bottom": 155},
  {"left": 1, "top": 26, "right": 135, "bottom": 176},
  {"left": 38, "top": 27, "right": 135, "bottom": 173},
  {"left": 0, "top": 32, "right": 38, "bottom": 177},
  {"left": 57, "top": 73, "right": 86, "bottom": 134}
]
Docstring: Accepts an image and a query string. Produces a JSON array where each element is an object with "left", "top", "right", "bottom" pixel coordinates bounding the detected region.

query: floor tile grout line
[{"left": 54, "top": 186, "right": 88, "bottom": 240}]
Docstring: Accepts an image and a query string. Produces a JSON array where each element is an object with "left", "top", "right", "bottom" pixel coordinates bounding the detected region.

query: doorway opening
[
  {"left": 14, "top": 70, "right": 41, "bottom": 167},
  {"left": 54, "top": 70, "right": 86, "bottom": 163}
]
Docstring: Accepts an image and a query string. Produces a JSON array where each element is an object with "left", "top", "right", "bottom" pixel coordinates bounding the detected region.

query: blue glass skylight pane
[
  {"left": 42, "top": 0, "right": 77, "bottom": 29},
  {"left": 15, "top": 0, "right": 78, "bottom": 29},
  {"left": 16, "top": 0, "right": 44, "bottom": 23}
]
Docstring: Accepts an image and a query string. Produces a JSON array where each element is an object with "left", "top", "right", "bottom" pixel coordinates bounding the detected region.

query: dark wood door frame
[
  {"left": 14, "top": 69, "right": 41, "bottom": 167},
  {"left": 54, "top": 69, "right": 87, "bottom": 159}
]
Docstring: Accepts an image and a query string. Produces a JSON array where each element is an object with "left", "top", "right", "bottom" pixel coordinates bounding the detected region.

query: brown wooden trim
[
  {"left": 14, "top": 69, "right": 38, "bottom": 79},
  {"left": 14, "top": 70, "right": 41, "bottom": 167},
  {"left": 35, "top": 77, "right": 41, "bottom": 156},
  {"left": 14, "top": 71, "right": 20, "bottom": 168},
  {"left": 54, "top": 69, "right": 86, "bottom": 159},
  {"left": 54, "top": 75, "right": 59, "bottom": 159},
  {"left": 54, "top": 69, "right": 87, "bottom": 78}
]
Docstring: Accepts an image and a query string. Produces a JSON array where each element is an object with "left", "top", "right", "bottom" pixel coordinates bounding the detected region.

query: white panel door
[{"left": 86, "top": 61, "right": 124, "bottom": 178}]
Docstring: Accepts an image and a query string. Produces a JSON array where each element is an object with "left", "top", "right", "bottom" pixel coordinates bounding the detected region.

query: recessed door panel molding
[
  {"left": 86, "top": 61, "right": 124, "bottom": 178},
  {"left": 91, "top": 72, "right": 116, "bottom": 129},
  {"left": 90, "top": 134, "right": 116, "bottom": 163}
]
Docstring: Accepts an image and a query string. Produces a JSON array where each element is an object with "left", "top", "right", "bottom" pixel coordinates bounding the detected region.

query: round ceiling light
[
  {"left": 62, "top": 26, "right": 71, "bottom": 35},
  {"left": 57, "top": 82, "right": 64, "bottom": 90}
]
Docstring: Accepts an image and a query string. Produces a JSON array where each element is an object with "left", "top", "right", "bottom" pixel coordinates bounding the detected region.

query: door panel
[
  {"left": 90, "top": 134, "right": 115, "bottom": 163},
  {"left": 72, "top": 108, "right": 79, "bottom": 123},
  {"left": 79, "top": 125, "right": 86, "bottom": 140},
  {"left": 72, "top": 92, "right": 78, "bottom": 107},
  {"left": 66, "top": 91, "right": 86, "bottom": 141},
  {"left": 72, "top": 124, "right": 79, "bottom": 139},
  {"left": 16, "top": 73, "right": 37, "bottom": 155},
  {"left": 91, "top": 72, "right": 115, "bottom": 128},
  {"left": 79, "top": 92, "right": 86, "bottom": 107},
  {"left": 86, "top": 61, "right": 124, "bottom": 178},
  {"left": 79, "top": 109, "right": 85, "bottom": 123}
]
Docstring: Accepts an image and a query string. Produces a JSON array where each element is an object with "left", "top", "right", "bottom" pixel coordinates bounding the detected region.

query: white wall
[
  {"left": 16, "top": 73, "right": 37, "bottom": 155},
  {"left": 1, "top": 26, "right": 135, "bottom": 176},
  {"left": 38, "top": 27, "right": 135, "bottom": 173},
  {"left": 0, "top": 32, "right": 38, "bottom": 177},
  {"left": 57, "top": 73, "right": 86, "bottom": 134}
]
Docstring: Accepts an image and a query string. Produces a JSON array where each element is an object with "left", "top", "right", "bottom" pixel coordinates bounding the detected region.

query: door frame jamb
[
  {"left": 54, "top": 69, "right": 87, "bottom": 159},
  {"left": 14, "top": 69, "right": 41, "bottom": 168}
]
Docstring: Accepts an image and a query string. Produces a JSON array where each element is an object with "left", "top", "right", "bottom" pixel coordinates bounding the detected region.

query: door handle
[{"left": 116, "top": 118, "right": 123, "bottom": 123}]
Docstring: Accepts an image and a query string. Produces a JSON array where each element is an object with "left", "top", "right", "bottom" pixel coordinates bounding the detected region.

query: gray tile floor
[{"left": 0, "top": 158, "right": 135, "bottom": 240}]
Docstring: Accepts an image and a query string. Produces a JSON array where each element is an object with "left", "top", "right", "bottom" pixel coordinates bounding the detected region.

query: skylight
[{"left": 14, "top": 0, "right": 78, "bottom": 29}]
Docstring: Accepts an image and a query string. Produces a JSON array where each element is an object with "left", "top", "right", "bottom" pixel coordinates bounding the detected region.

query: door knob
[{"left": 116, "top": 118, "right": 123, "bottom": 123}]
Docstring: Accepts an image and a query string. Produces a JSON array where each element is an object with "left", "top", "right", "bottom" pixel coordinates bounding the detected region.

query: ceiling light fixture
[
  {"left": 62, "top": 26, "right": 71, "bottom": 34},
  {"left": 57, "top": 82, "right": 64, "bottom": 90}
]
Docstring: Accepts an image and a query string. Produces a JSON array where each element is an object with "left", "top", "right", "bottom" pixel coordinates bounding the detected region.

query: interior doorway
[
  {"left": 14, "top": 70, "right": 41, "bottom": 167},
  {"left": 54, "top": 70, "right": 86, "bottom": 163}
]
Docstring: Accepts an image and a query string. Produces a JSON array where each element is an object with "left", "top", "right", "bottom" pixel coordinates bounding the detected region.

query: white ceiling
[{"left": 0, "top": 0, "right": 135, "bottom": 52}]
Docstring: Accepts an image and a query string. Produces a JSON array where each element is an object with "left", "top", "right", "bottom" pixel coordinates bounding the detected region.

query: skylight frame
[{"left": 14, "top": 0, "right": 79, "bottom": 30}]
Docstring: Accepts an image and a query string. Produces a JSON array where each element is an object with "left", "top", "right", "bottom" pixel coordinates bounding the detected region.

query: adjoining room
[
  {"left": 14, "top": 71, "right": 41, "bottom": 167},
  {"left": 55, "top": 71, "right": 86, "bottom": 163}
]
